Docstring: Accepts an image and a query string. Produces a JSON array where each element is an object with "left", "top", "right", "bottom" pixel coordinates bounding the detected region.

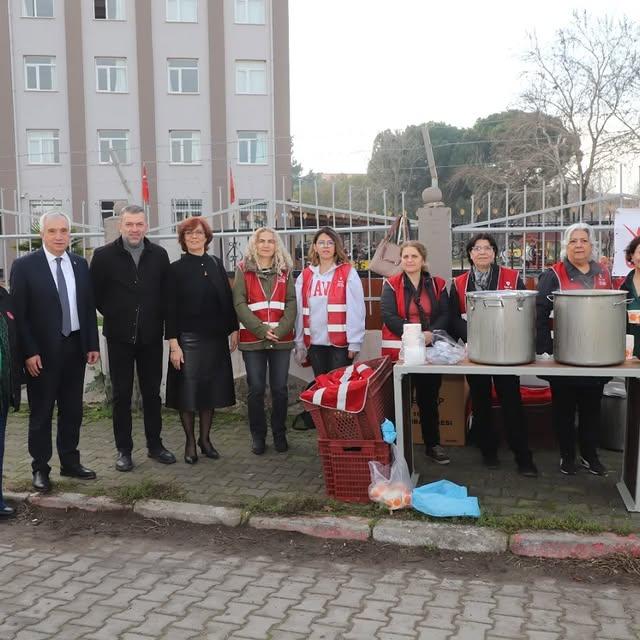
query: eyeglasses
[
  {"left": 185, "top": 230, "right": 205, "bottom": 237},
  {"left": 471, "top": 245, "right": 493, "bottom": 253},
  {"left": 316, "top": 240, "right": 335, "bottom": 248}
]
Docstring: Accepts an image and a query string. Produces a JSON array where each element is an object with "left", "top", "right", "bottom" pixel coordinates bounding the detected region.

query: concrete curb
[
  {"left": 249, "top": 515, "right": 370, "bottom": 541},
  {"left": 133, "top": 499, "right": 243, "bottom": 527},
  {"left": 373, "top": 519, "right": 508, "bottom": 553},
  {"left": 509, "top": 530, "right": 640, "bottom": 559},
  {"left": 9, "top": 492, "right": 640, "bottom": 559}
]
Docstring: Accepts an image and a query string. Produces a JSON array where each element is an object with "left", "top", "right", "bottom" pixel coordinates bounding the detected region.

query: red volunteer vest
[
  {"left": 381, "top": 272, "right": 447, "bottom": 362},
  {"left": 550, "top": 261, "right": 612, "bottom": 290},
  {"left": 301, "top": 263, "right": 351, "bottom": 348},
  {"left": 238, "top": 266, "right": 293, "bottom": 345},
  {"left": 454, "top": 267, "right": 519, "bottom": 314}
]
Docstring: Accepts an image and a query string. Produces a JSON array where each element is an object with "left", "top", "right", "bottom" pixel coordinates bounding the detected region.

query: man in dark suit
[
  {"left": 10, "top": 211, "right": 100, "bottom": 492},
  {"left": 90, "top": 205, "right": 175, "bottom": 472}
]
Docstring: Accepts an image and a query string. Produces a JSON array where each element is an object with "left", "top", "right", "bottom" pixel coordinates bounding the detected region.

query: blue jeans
[
  {"left": 0, "top": 408, "right": 8, "bottom": 506},
  {"left": 242, "top": 349, "right": 291, "bottom": 441}
]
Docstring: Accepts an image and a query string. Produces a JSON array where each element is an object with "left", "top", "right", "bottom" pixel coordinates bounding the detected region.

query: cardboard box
[{"left": 411, "top": 375, "right": 468, "bottom": 446}]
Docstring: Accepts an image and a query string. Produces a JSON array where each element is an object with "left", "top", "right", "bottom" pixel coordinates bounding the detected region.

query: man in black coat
[
  {"left": 10, "top": 211, "right": 100, "bottom": 493},
  {"left": 90, "top": 205, "right": 175, "bottom": 471}
]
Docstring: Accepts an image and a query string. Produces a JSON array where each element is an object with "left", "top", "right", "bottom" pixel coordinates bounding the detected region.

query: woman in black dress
[{"left": 166, "top": 217, "right": 238, "bottom": 463}]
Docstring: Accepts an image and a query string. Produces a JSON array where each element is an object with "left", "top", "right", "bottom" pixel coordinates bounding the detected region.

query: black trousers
[
  {"left": 242, "top": 349, "right": 291, "bottom": 441},
  {"left": 27, "top": 332, "right": 85, "bottom": 474},
  {"left": 550, "top": 380, "right": 604, "bottom": 462},
  {"left": 107, "top": 339, "right": 164, "bottom": 454},
  {"left": 467, "top": 374, "right": 532, "bottom": 464},
  {"left": 308, "top": 345, "right": 352, "bottom": 377},
  {"left": 412, "top": 374, "right": 442, "bottom": 448}
]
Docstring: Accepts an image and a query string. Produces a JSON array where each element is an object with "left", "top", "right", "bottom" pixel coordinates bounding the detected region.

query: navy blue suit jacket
[{"left": 9, "top": 249, "right": 99, "bottom": 364}]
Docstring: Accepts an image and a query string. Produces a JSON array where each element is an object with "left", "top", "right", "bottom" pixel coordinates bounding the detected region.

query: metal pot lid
[
  {"left": 466, "top": 290, "right": 537, "bottom": 299},
  {"left": 552, "top": 289, "right": 625, "bottom": 297}
]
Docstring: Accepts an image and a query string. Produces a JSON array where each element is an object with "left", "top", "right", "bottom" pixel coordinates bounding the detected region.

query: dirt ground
[{"left": 2, "top": 504, "right": 639, "bottom": 588}]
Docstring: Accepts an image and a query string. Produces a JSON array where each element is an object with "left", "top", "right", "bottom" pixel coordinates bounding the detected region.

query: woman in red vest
[
  {"left": 536, "top": 222, "right": 612, "bottom": 477},
  {"left": 449, "top": 233, "right": 537, "bottom": 477},
  {"left": 294, "top": 227, "right": 366, "bottom": 377},
  {"left": 381, "top": 241, "right": 450, "bottom": 465},
  {"left": 233, "top": 228, "right": 296, "bottom": 455}
]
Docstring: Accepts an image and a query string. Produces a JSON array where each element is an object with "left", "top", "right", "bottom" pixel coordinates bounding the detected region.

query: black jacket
[
  {"left": 449, "top": 264, "right": 526, "bottom": 342},
  {"left": 10, "top": 249, "right": 99, "bottom": 361},
  {"left": 165, "top": 253, "right": 239, "bottom": 339},
  {"left": 0, "top": 287, "right": 22, "bottom": 412},
  {"left": 90, "top": 237, "right": 169, "bottom": 344},
  {"left": 380, "top": 271, "right": 449, "bottom": 338}
]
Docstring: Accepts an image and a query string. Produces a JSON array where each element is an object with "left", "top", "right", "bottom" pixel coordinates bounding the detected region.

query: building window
[
  {"left": 29, "top": 199, "right": 62, "bottom": 217},
  {"left": 94, "top": 0, "right": 125, "bottom": 20},
  {"left": 99, "top": 200, "right": 117, "bottom": 221},
  {"left": 27, "top": 130, "right": 60, "bottom": 164},
  {"left": 24, "top": 56, "right": 56, "bottom": 91},
  {"left": 238, "top": 198, "right": 267, "bottom": 229},
  {"left": 22, "top": 0, "right": 54, "bottom": 18},
  {"left": 234, "top": 0, "right": 265, "bottom": 24},
  {"left": 166, "top": 0, "right": 197, "bottom": 22},
  {"left": 171, "top": 198, "right": 202, "bottom": 226},
  {"left": 170, "top": 131, "right": 201, "bottom": 164},
  {"left": 238, "top": 131, "right": 267, "bottom": 165},
  {"left": 98, "top": 129, "right": 129, "bottom": 164},
  {"left": 167, "top": 59, "right": 199, "bottom": 93},
  {"left": 95, "top": 57, "right": 128, "bottom": 92},
  {"left": 235, "top": 60, "right": 266, "bottom": 94}
]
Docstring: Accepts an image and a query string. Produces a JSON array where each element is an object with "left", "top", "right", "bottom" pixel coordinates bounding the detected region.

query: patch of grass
[
  {"left": 476, "top": 511, "right": 607, "bottom": 535},
  {"left": 83, "top": 403, "right": 113, "bottom": 422},
  {"left": 107, "top": 479, "right": 186, "bottom": 505},
  {"left": 242, "top": 494, "right": 382, "bottom": 518}
]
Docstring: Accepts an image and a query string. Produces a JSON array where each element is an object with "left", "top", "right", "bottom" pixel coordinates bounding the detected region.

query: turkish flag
[
  {"left": 142, "top": 164, "right": 150, "bottom": 205},
  {"left": 229, "top": 167, "right": 236, "bottom": 204}
]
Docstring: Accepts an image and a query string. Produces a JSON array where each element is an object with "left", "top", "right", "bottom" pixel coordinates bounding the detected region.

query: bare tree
[{"left": 521, "top": 11, "right": 640, "bottom": 199}]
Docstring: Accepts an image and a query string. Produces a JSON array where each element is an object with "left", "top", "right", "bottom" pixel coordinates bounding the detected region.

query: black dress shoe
[
  {"left": 60, "top": 464, "right": 97, "bottom": 480},
  {"left": 115, "top": 451, "right": 133, "bottom": 472},
  {"left": 148, "top": 447, "right": 177, "bottom": 465},
  {"left": 198, "top": 439, "right": 220, "bottom": 459},
  {"left": 274, "top": 435, "right": 289, "bottom": 453},
  {"left": 0, "top": 504, "right": 15, "bottom": 518},
  {"left": 251, "top": 438, "right": 266, "bottom": 455},
  {"left": 32, "top": 470, "right": 51, "bottom": 493}
]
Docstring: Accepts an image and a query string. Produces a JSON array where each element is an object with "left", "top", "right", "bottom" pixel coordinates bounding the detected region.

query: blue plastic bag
[
  {"left": 380, "top": 418, "right": 396, "bottom": 444},
  {"left": 411, "top": 479, "right": 481, "bottom": 518}
]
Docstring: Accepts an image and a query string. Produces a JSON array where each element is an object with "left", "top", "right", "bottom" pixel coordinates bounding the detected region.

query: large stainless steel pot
[
  {"left": 552, "top": 289, "right": 627, "bottom": 366},
  {"left": 466, "top": 290, "right": 537, "bottom": 365}
]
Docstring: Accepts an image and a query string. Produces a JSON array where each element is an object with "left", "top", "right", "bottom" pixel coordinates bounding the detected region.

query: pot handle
[
  {"left": 483, "top": 299, "right": 504, "bottom": 308},
  {"left": 613, "top": 298, "right": 634, "bottom": 306}
]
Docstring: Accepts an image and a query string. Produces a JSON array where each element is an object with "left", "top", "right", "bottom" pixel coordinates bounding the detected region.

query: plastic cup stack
[{"left": 401, "top": 323, "right": 426, "bottom": 365}]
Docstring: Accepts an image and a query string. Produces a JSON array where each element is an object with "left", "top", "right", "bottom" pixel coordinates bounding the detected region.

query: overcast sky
[{"left": 289, "top": 1, "right": 640, "bottom": 176}]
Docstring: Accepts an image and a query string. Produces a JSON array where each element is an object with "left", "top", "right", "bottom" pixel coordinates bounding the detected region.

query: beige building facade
[{"left": 0, "top": 0, "right": 291, "bottom": 231}]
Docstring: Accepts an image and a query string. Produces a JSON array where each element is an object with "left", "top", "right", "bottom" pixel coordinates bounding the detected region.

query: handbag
[{"left": 369, "top": 214, "right": 411, "bottom": 277}]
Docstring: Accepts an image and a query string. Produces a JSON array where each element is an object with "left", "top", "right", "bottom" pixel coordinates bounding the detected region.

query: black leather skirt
[{"left": 165, "top": 332, "right": 236, "bottom": 411}]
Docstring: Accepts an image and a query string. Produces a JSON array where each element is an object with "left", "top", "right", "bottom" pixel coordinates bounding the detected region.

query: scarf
[{"left": 472, "top": 266, "right": 491, "bottom": 291}]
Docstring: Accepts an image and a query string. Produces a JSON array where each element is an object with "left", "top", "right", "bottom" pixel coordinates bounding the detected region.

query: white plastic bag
[
  {"left": 425, "top": 330, "right": 466, "bottom": 365},
  {"left": 368, "top": 444, "right": 412, "bottom": 511}
]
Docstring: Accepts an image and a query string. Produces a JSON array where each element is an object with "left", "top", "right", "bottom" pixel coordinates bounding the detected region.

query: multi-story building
[{"left": 0, "top": 0, "right": 291, "bottom": 234}]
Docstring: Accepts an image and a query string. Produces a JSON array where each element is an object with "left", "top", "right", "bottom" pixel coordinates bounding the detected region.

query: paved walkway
[
  {"left": 1, "top": 526, "right": 639, "bottom": 639},
  {"left": 3, "top": 407, "right": 639, "bottom": 532}
]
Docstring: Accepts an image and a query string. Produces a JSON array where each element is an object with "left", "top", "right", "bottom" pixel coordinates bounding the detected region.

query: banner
[{"left": 613, "top": 208, "right": 640, "bottom": 276}]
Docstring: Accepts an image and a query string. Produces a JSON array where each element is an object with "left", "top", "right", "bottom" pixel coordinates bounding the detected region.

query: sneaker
[
  {"left": 560, "top": 458, "right": 577, "bottom": 475},
  {"left": 425, "top": 445, "right": 450, "bottom": 465},
  {"left": 482, "top": 452, "right": 500, "bottom": 469},
  {"left": 580, "top": 456, "right": 608, "bottom": 476},
  {"left": 517, "top": 460, "right": 538, "bottom": 478}
]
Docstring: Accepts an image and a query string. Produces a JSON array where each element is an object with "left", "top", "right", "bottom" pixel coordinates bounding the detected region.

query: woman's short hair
[
  {"left": 560, "top": 222, "right": 598, "bottom": 260},
  {"left": 625, "top": 235, "right": 640, "bottom": 263},
  {"left": 307, "top": 226, "right": 349, "bottom": 266},
  {"left": 244, "top": 227, "right": 293, "bottom": 273},
  {"left": 399, "top": 240, "right": 428, "bottom": 271},
  {"left": 465, "top": 233, "right": 498, "bottom": 263},
  {"left": 177, "top": 216, "right": 213, "bottom": 252}
]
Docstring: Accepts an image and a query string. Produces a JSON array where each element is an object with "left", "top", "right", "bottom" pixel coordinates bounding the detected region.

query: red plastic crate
[
  {"left": 302, "top": 357, "right": 394, "bottom": 440},
  {"left": 318, "top": 439, "right": 391, "bottom": 503}
]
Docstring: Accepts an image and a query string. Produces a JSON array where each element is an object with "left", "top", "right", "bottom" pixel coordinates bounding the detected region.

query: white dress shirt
[{"left": 42, "top": 246, "right": 80, "bottom": 332}]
